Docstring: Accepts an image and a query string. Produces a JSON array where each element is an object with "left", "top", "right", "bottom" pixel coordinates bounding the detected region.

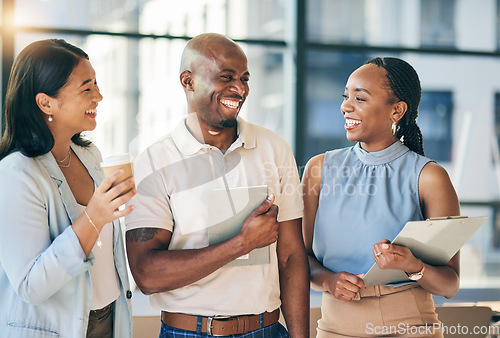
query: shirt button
[{"left": 126, "top": 290, "right": 132, "bottom": 299}]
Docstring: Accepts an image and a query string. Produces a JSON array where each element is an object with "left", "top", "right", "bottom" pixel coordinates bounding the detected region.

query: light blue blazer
[{"left": 0, "top": 143, "right": 133, "bottom": 337}]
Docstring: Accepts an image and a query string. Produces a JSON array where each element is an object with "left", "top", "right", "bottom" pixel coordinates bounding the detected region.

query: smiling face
[
  {"left": 48, "top": 58, "right": 103, "bottom": 139},
  {"left": 341, "top": 63, "right": 403, "bottom": 152},
  {"left": 185, "top": 39, "right": 249, "bottom": 131}
]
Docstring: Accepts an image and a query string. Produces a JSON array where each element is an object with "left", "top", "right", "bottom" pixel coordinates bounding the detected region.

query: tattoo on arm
[{"left": 126, "top": 228, "right": 160, "bottom": 243}]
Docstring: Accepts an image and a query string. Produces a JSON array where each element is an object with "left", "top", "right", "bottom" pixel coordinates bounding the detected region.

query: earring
[
  {"left": 48, "top": 115, "right": 53, "bottom": 122},
  {"left": 391, "top": 121, "right": 397, "bottom": 135}
]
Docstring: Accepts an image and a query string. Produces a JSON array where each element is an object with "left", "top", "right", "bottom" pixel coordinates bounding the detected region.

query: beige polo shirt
[{"left": 126, "top": 117, "right": 303, "bottom": 316}]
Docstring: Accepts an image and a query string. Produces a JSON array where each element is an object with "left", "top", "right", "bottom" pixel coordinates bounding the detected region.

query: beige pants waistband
[{"left": 353, "top": 284, "right": 419, "bottom": 301}]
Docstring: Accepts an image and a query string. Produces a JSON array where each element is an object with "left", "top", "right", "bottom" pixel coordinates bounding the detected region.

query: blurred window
[
  {"left": 420, "top": 0, "right": 456, "bottom": 48},
  {"left": 419, "top": 91, "right": 453, "bottom": 162},
  {"left": 495, "top": 93, "right": 500, "bottom": 148},
  {"left": 302, "top": 50, "right": 368, "bottom": 164}
]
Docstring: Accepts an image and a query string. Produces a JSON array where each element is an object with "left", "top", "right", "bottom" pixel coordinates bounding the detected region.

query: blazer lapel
[{"left": 38, "top": 144, "right": 103, "bottom": 225}]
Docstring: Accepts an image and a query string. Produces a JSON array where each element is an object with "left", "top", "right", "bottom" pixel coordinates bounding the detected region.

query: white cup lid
[{"left": 101, "top": 153, "right": 133, "bottom": 167}]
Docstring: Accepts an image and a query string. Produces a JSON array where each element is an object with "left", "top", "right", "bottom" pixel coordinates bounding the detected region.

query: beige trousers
[{"left": 316, "top": 285, "right": 443, "bottom": 338}]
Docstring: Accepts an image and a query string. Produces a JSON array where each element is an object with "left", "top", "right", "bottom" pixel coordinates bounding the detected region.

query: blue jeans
[{"left": 159, "top": 318, "right": 289, "bottom": 338}]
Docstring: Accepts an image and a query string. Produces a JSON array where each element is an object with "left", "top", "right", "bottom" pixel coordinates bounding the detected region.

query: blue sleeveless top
[{"left": 312, "top": 140, "right": 433, "bottom": 275}]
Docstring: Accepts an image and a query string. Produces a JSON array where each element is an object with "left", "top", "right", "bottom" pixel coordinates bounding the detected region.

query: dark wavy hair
[
  {"left": 364, "top": 57, "right": 424, "bottom": 156},
  {"left": 0, "top": 39, "right": 91, "bottom": 160}
]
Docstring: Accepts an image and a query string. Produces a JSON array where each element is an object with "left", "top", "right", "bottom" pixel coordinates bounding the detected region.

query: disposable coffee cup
[{"left": 101, "top": 153, "right": 134, "bottom": 190}]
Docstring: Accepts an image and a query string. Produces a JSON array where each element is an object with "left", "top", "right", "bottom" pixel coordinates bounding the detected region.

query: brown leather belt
[
  {"left": 353, "top": 284, "right": 419, "bottom": 300},
  {"left": 161, "top": 308, "right": 280, "bottom": 336}
]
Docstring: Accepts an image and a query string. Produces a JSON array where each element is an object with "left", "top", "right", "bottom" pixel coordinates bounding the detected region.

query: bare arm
[
  {"left": 301, "top": 154, "right": 364, "bottom": 302},
  {"left": 278, "top": 218, "right": 309, "bottom": 337},
  {"left": 374, "top": 162, "right": 460, "bottom": 298},
  {"left": 73, "top": 169, "right": 136, "bottom": 256},
  {"left": 126, "top": 194, "right": 279, "bottom": 295}
]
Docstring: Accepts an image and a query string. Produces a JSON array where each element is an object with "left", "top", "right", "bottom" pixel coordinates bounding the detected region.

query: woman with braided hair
[{"left": 302, "top": 57, "right": 459, "bottom": 337}]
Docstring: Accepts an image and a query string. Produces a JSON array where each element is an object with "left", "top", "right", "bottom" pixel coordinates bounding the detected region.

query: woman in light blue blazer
[{"left": 0, "top": 39, "right": 136, "bottom": 337}]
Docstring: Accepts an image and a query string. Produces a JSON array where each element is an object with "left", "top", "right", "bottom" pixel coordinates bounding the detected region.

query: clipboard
[
  {"left": 362, "top": 216, "right": 488, "bottom": 286},
  {"left": 207, "top": 185, "right": 270, "bottom": 267}
]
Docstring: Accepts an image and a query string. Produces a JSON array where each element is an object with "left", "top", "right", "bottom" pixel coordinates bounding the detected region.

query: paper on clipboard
[
  {"left": 362, "top": 216, "right": 488, "bottom": 286},
  {"left": 207, "top": 185, "right": 270, "bottom": 267}
]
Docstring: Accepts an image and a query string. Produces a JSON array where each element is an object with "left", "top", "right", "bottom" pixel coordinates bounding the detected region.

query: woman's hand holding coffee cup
[
  {"left": 101, "top": 153, "right": 135, "bottom": 195},
  {"left": 85, "top": 168, "right": 136, "bottom": 231},
  {"left": 85, "top": 153, "right": 137, "bottom": 230}
]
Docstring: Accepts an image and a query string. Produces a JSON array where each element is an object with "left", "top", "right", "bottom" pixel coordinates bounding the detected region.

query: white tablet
[{"left": 207, "top": 185, "right": 270, "bottom": 267}]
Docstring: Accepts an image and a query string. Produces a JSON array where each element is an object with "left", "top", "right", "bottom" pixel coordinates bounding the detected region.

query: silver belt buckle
[
  {"left": 206, "top": 315, "right": 231, "bottom": 336},
  {"left": 206, "top": 316, "right": 215, "bottom": 336}
]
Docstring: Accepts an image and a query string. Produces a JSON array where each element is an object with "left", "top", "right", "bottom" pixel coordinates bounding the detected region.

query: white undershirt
[{"left": 78, "top": 204, "right": 120, "bottom": 310}]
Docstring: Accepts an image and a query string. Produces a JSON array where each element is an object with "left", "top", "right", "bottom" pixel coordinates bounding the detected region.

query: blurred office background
[{"left": 3, "top": 0, "right": 500, "bottom": 304}]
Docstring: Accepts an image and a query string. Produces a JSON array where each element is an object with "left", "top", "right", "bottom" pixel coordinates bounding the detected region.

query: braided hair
[{"left": 364, "top": 57, "right": 425, "bottom": 156}]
